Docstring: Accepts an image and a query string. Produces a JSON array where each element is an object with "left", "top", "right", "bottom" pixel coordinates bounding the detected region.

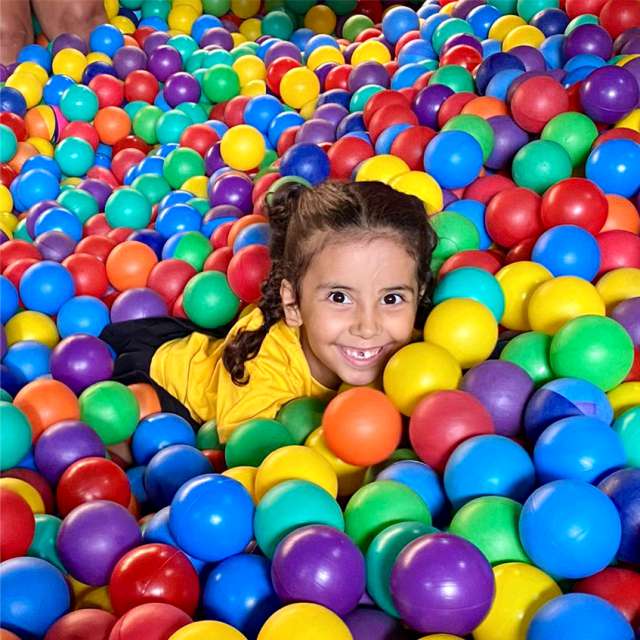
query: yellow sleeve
[{"left": 150, "top": 332, "right": 224, "bottom": 423}]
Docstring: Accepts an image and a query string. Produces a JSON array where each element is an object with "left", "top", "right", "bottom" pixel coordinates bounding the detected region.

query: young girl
[{"left": 102, "top": 180, "right": 437, "bottom": 443}]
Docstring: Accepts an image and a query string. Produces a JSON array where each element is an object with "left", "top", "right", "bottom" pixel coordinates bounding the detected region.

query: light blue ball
[
  {"left": 3, "top": 341, "right": 51, "bottom": 386},
  {"left": 19, "top": 260, "right": 75, "bottom": 315},
  {"left": 56, "top": 296, "right": 110, "bottom": 338}
]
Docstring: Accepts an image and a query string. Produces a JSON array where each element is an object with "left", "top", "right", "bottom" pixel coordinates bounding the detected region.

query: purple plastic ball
[
  {"left": 563, "top": 24, "right": 613, "bottom": 61},
  {"left": 623, "top": 57, "right": 640, "bottom": 93},
  {"left": 620, "top": 35, "right": 640, "bottom": 55},
  {"left": 452, "top": 0, "right": 486, "bottom": 19},
  {"left": 315, "top": 62, "right": 337, "bottom": 88},
  {"left": 441, "top": 188, "right": 459, "bottom": 208},
  {"left": 148, "top": 45, "right": 182, "bottom": 82},
  {"left": 390, "top": 533, "right": 495, "bottom": 636},
  {"left": 461, "top": 360, "right": 534, "bottom": 436},
  {"left": 0, "top": 325, "right": 7, "bottom": 360},
  {"left": 51, "top": 32, "right": 88, "bottom": 56},
  {"left": 264, "top": 41, "right": 302, "bottom": 66},
  {"left": 508, "top": 45, "right": 547, "bottom": 72},
  {"left": 413, "top": 84, "right": 454, "bottom": 128},
  {"left": 580, "top": 66, "right": 640, "bottom": 124},
  {"left": 344, "top": 607, "right": 410, "bottom": 640},
  {"left": 614, "top": 27, "right": 640, "bottom": 54},
  {"left": 34, "top": 420, "right": 106, "bottom": 485},
  {"left": 348, "top": 61, "right": 390, "bottom": 92},
  {"left": 77, "top": 179, "right": 112, "bottom": 210},
  {"left": 611, "top": 297, "right": 640, "bottom": 347},
  {"left": 56, "top": 500, "right": 141, "bottom": 586},
  {"left": 271, "top": 525, "right": 366, "bottom": 617},
  {"left": 296, "top": 118, "right": 336, "bottom": 144},
  {"left": 0, "top": 64, "right": 8, "bottom": 83},
  {"left": 25, "top": 200, "right": 59, "bottom": 238},
  {"left": 486, "top": 115, "right": 530, "bottom": 170},
  {"left": 33, "top": 231, "right": 76, "bottom": 262},
  {"left": 164, "top": 72, "right": 201, "bottom": 108},
  {"left": 111, "top": 288, "right": 168, "bottom": 322},
  {"left": 200, "top": 27, "right": 234, "bottom": 50},
  {"left": 314, "top": 103, "right": 349, "bottom": 128},
  {"left": 50, "top": 334, "right": 114, "bottom": 395},
  {"left": 143, "top": 31, "right": 170, "bottom": 56},
  {"left": 113, "top": 46, "right": 148, "bottom": 79},
  {"left": 208, "top": 171, "right": 253, "bottom": 213},
  {"left": 440, "top": 34, "right": 483, "bottom": 56},
  {"left": 204, "top": 142, "right": 225, "bottom": 176}
]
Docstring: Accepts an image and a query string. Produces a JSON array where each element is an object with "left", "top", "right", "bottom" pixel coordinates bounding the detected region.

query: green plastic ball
[
  {"left": 614, "top": 407, "right": 640, "bottom": 468},
  {"left": 59, "top": 84, "right": 99, "bottom": 122},
  {"left": 224, "top": 418, "right": 295, "bottom": 468},
  {"left": 449, "top": 496, "right": 530, "bottom": 565},
  {"left": 487, "top": 0, "right": 517, "bottom": 12},
  {"left": 203, "top": 0, "right": 231, "bottom": 15},
  {"left": 104, "top": 186, "right": 152, "bottom": 230},
  {"left": 131, "top": 174, "right": 171, "bottom": 205},
  {"left": 28, "top": 514, "right": 65, "bottom": 571},
  {"left": 54, "top": 136, "right": 95, "bottom": 177},
  {"left": 342, "top": 14, "right": 374, "bottom": 40},
  {"left": 197, "top": 419, "right": 222, "bottom": 451},
  {"left": 432, "top": 18, "right": 474, "bottom": 54},
  {"left": 163, "top": 147, "right": 205, "bottom": 189},
  {"left": 56, "top": 188, "right": 99, "bottom": 223},
  {"left": 500, "top": 331, "right": 553, "bottom": 388},
  {"left": 183, "top": 270, "right": 240, "bottom": 328},
  {"left": 156, "top": 109, "right": 192, "bottom": 144},
  {"left": 326, "top": 0, "right": 357, "bottom": 15},
  {"left": 177, "top": 102, "right": 208, "bottom": 124},
  {"left": 565, "top": 13, "right": 599, "bottom": 34},
  {"left": 429, "top": 64, "right": 475, "bottom": 93},
  {"left": 517, "top": 0, "right": 559, "bottom": 22},
  {"left": 262, "top": 10, "right": 294, "bottom": 39},
  {"left": 0, "top": 123, "right": 17, "bottom": 163},
  {"left": 349, "top": 84, "right": 385, "bottom": 112},
  {"left": 0, "top": 402, "right": 32, "bottom": 471},
  {"left": 512, "top": 140, "right": 572, "bottom": 194},
  {"left": 124, "top": 100, "right": 148, "bottom": 122},
  {"left": 254, "top": 479, "right": 345, "bottom": 558},
  {"left": 13, "top": 219, "right": 32, "bottom": 243},
  {"left": 188, "top": 197, "right": 210, "bottom": 215},
  {"left": 366, "top": 521, "right": 437, "bottom": 617},
  {"left": 142, "top": 0, "right": 171, "bottom": 20},
  {"left": 429, "top": 211, "right": 481, "bottom": 272},
  {"left": 203, "top": 49, "right": 234, "bottom": 68},
  {"left": 133, "top": 105, "right": 163, "bottom": 145},
  {"left": 186, "top": 51, "right": 205, "bottom": 74},
  {"left": 345, "top": 480, "right": 432, "bottom": 551},
  {"left": 0, "top": 389, "right": 12, "bottom": 402},
  {"left": 167, "top": 34, "right": 198, "bottom": 64},
  {"left": 79, "top": 381, "right": 140, "bottom": 446},
  {"left": 443, "top": 114, "right": 495, "bottom": 163},
  {"left": 363, "top": 448, "right": 419, "bottom": 485},
  {"left": 541, "top": 112, "right": 599, "bottom": 168},
  {"left": 549, "top": 315, "right": 635, "bottom": 391},
  {"left": 203, "top": 64, "right": 240, "bottom": 103},
  {"left": 285, "top": 0, "right": 315, "bottom": 13},
  {"left": 172, "top": 231, "right": 212, "bottom": 271},
  {"left": 277, "top": 396, "right": 327, "bottom": 444}
]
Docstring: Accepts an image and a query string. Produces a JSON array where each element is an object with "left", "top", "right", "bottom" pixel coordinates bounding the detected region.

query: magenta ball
[
  {"left": 110, "top": 288, "right": 168, "bottom": 322},
  {"left": 390, "top": 533, "right": 495, "bottom": 636},
  {"left": 271, "top": 525, "right": 366, "bottom": 617}
]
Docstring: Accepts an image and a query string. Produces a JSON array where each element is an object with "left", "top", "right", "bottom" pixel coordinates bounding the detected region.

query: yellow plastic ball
[
  {"left": 306, "top": 427, "right": 366, "bottom": 497},
  {"left": 181, "top": 175, "right": 208, "bottom": 198},
  {"left": 306, "top": 45, "right": 345, "bottom": 71},
  {"left": 61, "top": 177, "right": 82, "bottom": 188},
  {"left": 5, "top": 310, "right": 59, "bottom": 348},
  {"left": 6, "top": 73, "right": 43, "bottom": 109},
  {"left": 351, "top": 39, "right": 391, "bottom": 66},
  {"left": 616, "top": 108, "right": 640, "bottom": 132},
  {"left": 174, "top": 0, "right": 203, "bottom": 10},
  {"left": 620, "top": 54, "right": 640, "bottom": 65},
  {"left": 0, "top": 185, "right": 14, "bottom": 213},
  {"left": 596, "top": 267, "right": 640, "bottom": 312},
  {"left": 169, "top": 621, "right": 248, "bottom": 640},
  {"left": 423, "top": 298, "right": 498, "bottom": 369},
  {"left": 231, "top": 0, "right": 261, "bottom": 19},
  {"left": 389, "top": 170, "right": 443, "bottom": 214},
  {"left": 304, "top": 5, "right": 337, "bottom": 35},
  {"left": 14, "top": 62, "right": 48, "bottom": 85},
  {"left": 239, "top": 17, "right": 262, "bottom": 41},
  {"left": 222, "top": 466, "right": 257, "bottom": 502},
  {"left": 418, "top": 636, "right": 464, "bottom": 640},
  {"left": 110, "top": 15, "right": 137, "bottom": 34},
  {"left": 440, "top": 1, "right": 457, "bottom": 14},
  {"left": 0, "top": 212, "right": 18, "bottom": 232},
  {"left": 0, "top": 223, "right": 12, "bottom": 240},
  {"left": 527, "top": 276, "right": 605, "bottom": 335},
  {"left": 280, "top": 66, "right": 320, "bottom": 110},
  {"left": 355, "top": 154, "right": 409, "bottom": 185},
  {"left": 496, "top": 261, "right": 553, "bottom": 331},
  {"left": 0, "top": 478, "right": 45, "bottom": 514},
  {"left": 25, "top": 104, "right": 56, "bottom": 139},
  {"left": 473, "top": 562, "right": 561, "bottom": 640},
  {"left": 258, "top": 603, "right": 352, "bottom": 640},
  {"left": 383, "top": 341, "right": 462, "bottom": 416},
  {"left": 241, "top": 79, "right": 267, "bottom": 96},
  {"left": 27, "top": 137, "right": 54, "bottom": 157},
  {"left": 299, "top": 97, "right": 318, "bottom": 120},
  {"left": 86, "top": 52, "right": 112, "bottom": 65},
  {"left": 74, "top": 585, "right": 113, "bottom": 611},
  {"left": 52, "top": 48, "right": 87, "bottom": 83},
  {"left": 488, "top": 15, "right": 527, "bottom": 42},
  {"left": 220, "top": 124, "right": 266, "bottom": 171},
  {"left": 254, "top": 445, "right": 338, "bottom": 501},
  {"left": 607, "top": 382, "right": 640, "bottom": 418},
  {"left": 168, "top": 5, "right": 200, "bottom": 33},
  {"left": 233, "top": 54, "right": 266, "bottom": 85},
  {"left": 103, "top": 0, "right": 119, "bottom": 19},
  {"left": 502, "top": 25, "right": 545, "bottom": 51},
  {"left": 231, "top": 32, "right": 248, "bottom": 47}
]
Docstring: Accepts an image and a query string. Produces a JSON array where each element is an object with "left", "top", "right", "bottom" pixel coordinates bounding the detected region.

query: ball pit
[{"left": 1, "top": 0, "right": 640, "bottom": 637}]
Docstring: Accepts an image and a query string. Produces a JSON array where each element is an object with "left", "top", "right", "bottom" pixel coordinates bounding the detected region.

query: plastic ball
[
  {"left": 220, "top": 124, "right": 265, "bottom": 171},
  {"left": 580, "top": 66, "right": 639, "bottom": 125},
  {"left": 56, "top": 296, "right": 110, "bottom": 338},
  {"left": 512, "top": 139, "right": 573, "bottom": 194},
  {"left": 5, "top": 310, "right": 59, "bottom": 349},
  {"left": 423, "top": 130, "right": 483, "bottom": 190},
  {"left": 0, "top": 488, "right": 35, "bottom": 560},
  {"left": 389, "top": 170, "right": 443, "bottom": 215},
  {"left": 183, "top": 271, "right": 240, "bottom": 328},
  {"left": 279, "top": 66, "right": 320, "bottom": 109},
  {"left": 106, "top": 602, "right": 191, "bottom": 640},
  {"left": 105, "top": 187, "right": 152, "bottom": 230},
  {"left": 0, "top": 403, "right": 32, "bottom": 471},
  {"left": 224, "top": 418, "right": 295, "bottom": 468},
  {"left": 280, "top": 142, "right": 330, "bottom": 185},
  {"left": 585, "top": 139, "right": 640, "bottom": 198},
  {"left": 257, "top": 602, "right": 352, "bottom": 640},
  {"left": 541, "top": 111, "right": 599, "bottom": 168},
  {"left": 19, "top": 260, "right": 75, "bottom": 316}
]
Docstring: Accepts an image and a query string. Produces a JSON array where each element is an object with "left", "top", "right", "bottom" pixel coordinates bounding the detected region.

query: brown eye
[
  {"left": 329, "top": 291, "right": 349, "bottom": 304},
  {"left": 383, "top": 293, "right": 403, "bottom": 305}
]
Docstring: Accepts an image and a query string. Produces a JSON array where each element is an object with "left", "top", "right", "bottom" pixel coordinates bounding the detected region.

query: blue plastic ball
[
  {"left": 532, "top": 224, "right": 600, "bottom": 280},
  {"left": 159, "top": 189, "right": 193, "bottom": 211},
  {"left": 444, "top": 434, "right": 535, "bottom": 509},
  {"left": 3, "top": 341, "right": 51, "bottom": 387},
  {"left": 391, "top": 62, "right": 433, "bottom": 91},
  {"left": 382, "top": 6, "right": 420, "bottom": 44},
  {"left": 540, "top": 34, "right": 565, "bottom": 69},
  {"left": 0, "top": 557, "right": 70, "bottom": 638},
  {"left": 169, "top": 473, "right": 255, "bottom": 563},
  {"left": 244, "top": 94, "right": 284, "bottom": 134},
  {"left": 0, "top": 86, "right": 27, "bottom": 117},
  {"left": 126, "top": 465, "right": 148, "bottom": 508},
  {"left": 586, "top": 139, "right": 640, "bottom": 198},
  {"left": 519, "top": 479, "right": 621, "bottom": 579},
  {"left": 423, "top": 130, "right": 483, "bottom": 190},
  {"left": 280, "top": 142, "right": 330, "bottom": 185},
  {"left": 132, "top": 412, "right": 197, "bottom": 465},
  {"left": 467, "top": 5, "right": 502, "bottom": 39},
  {"left": 267, "top": 111, "right": 304, "bottom": 148},
  {"left": 89, "top": 23, "right": 125, "bottom": 57},
  {"left": 530, "top": 8, "right": 571, "bottom": 36},
  {"left": 19, "top": 261, "right": 75, "bottom": 316},
  {"left": 56, "top": 295, "right": 110, "bottom": 338},
  {"left": 15, "top": 169, "right": 60, "bottom": 211},
  {"left": 191, "top": 14, "right": 223, "bottom": 45},
  {"left": 22, "top": 155, "right": 62, "bottom": 181},
  {"left": 155, "top": 203, "right": 201, "bottom": 238},
  {"left": 34, "top": 207, "right": 83, "bottom": 243},
  {"left": 128, "top": 229, "right": 166, "bottom": 258},
  {"left": 232, "top": 222, "right": 270, "bottom": 253},
  {"left": 43, "top": 74, "right": 76, "bottom": 106},
  {"left": 0, "top": 276, "right": 19, "bottom": 324},
  {"left": 17, "top": 44, "right": 52, "bottom": 71},
  {"left": 444, "top": 198, "right": 491, "bottom": 249},
  {"left": 397, "top": 40, "right": 436, "bottom": 66},
  {"left": 374, "top": 123, "right": 412, "bottom": 155}
]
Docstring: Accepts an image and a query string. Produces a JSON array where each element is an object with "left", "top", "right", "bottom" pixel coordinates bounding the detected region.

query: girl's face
[{"left": 281, "top": 235, "right": 421, "bottom": 389}]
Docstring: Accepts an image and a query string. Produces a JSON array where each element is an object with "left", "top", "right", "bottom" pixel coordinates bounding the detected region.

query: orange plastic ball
[
  {"left": 106, "top": 240, "right": 158, "bottom": 291},
  {"left": 601, "top": 194, "right": 640, "bottom": 234},
  {"left": 94, "top": 106, "right": 131, "bottom": 145},
  {"left": 322, "top": 387, "right": 402, "bottom": 466},
  {"left": 128, "top": 383, "right": 162, "bottom": 419}
]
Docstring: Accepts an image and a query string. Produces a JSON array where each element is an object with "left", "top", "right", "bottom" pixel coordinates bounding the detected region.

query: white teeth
[{"left": 343, "top": 347, "right": 382, "bottom": 360}]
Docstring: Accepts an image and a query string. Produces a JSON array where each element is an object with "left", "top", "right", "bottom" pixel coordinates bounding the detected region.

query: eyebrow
[{"left": 316, "top": 283, "right": 416, "bottom": 293}]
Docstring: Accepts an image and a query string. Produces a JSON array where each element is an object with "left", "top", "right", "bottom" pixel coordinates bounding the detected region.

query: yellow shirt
[{"left": 149, "top": 307, "right": 336, "bottom": 443}]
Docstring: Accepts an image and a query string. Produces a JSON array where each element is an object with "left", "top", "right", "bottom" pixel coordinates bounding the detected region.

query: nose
[{"left": 349, "top": 303, "right": 382, "bottom": 340}]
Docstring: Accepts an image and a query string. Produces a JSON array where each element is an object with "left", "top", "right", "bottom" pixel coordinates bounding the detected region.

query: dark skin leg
[{"left": 0, "top": 0, "right": 32, "bottom": 66}]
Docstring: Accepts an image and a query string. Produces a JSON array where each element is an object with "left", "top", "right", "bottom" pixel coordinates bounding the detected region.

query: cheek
[
  {"left": 302, "top": 304, "right": 349, "bottom": 346},
  {"left": 386, "top": 309, "right": 418, "bottom": 341}
]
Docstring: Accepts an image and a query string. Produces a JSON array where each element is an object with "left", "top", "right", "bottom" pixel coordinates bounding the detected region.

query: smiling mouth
[{"left": 338, "top": 345, "right": 386, "bottom": 367}]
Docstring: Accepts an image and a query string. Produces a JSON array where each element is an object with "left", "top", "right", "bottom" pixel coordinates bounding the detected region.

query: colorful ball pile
[{"left": 1, "top": 0, "right": 640, "bottom": 638}]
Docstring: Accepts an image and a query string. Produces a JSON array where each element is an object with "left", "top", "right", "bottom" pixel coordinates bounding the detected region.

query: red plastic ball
[
  {"left": 266, "top": 57, "right": 300, "bottom": 96},
  {"left": 486, "top": 187, "right": 543, "bottom": 248},
  {"left": 395, "top": 30, "right": 421, "bottom": 56},
  {"left": 83, "top": 213, "right": 112, "bottom": 237},
  {"left": 505, "top": 237, "right": 536, "bottom": 263},
  {"left": 107, "top": 603, "right": 191, "bottom": 640},
  {"left": 89, "top": 75, "right": 125, "bottom": 109},
  {"left": 0, "top": 240, "right": 41, "bottom": 270},
  {"left": 565, "top": 0, "right": 608, "bottom": 16},
  {"left": 203, "top": 246, "right": 233, "bottom": 273},
  {"left": 2, "top": 468, "right": 55, "bottom": 514},
  {"left": 109, "top": 543, "right": 200, "bottom": 617},
  {"left": 111, "top": 148, "right": 146, "bottom": 184},
  {"left": 0, "top": 162, "right": 17, "bottom": 187},
  {"left": 328, "top": 135, "right": 375, "bottom": 180},
  {"left": 147, "top": 259, "right": 197, "bottom": 307},
  {"left": 594, "top": 127, "right": 640, "bottom": 147},
  {"left": 107, "top": 227, "right": 135, "bottom": 244},
  {"left": 227, "top": 244, "right": 271, "bottom": 304},
  {"left": 355, "top": 27, "right": 382, "bottom": 42},
  {"left": 76, "top": 235, "right": 117, "bottom": 261},
  {"left": 356, "top": 0, "right": 382, "bottom": 24},
  {"left": 389, "top": 125, "right": 436, "bottom": 171},
  {"left": 0, "top": 112, "right": 27, "bottom": 141},
  {"left": 541, "top": 178, "right": 608, "bottom": 234},
  {"left": 363, "top": 90, "right": 409, "bottom": 127},
  {"left": 510, "top": 76, "right": 569, "bottom": 133},
  {"left": 440, "top": 45, "right": 483, "bottom": 72},
  {"left": 112, "top": 135, "right": 152, "bottom": 157},
  {"left": 59, "top": 121, "right": 100, "bottom": 151},
  {"left": 599, "top": 0, "right": 640, "bottom": 38},
  {"left": 252, "top": 172, "right": 281, "bottom": 203},
  {"left": 596, "top": 230, "right": 640, "bottom": 274},
  {"left": 211, "top": 220, "right": 234, "bottom": 249},
  {"left": 223, "top": 95, "right": 250, "bottom": 127},
  {"left": 56, "top": 457, "right": 131, "bottom": 517},
  {"left": 179, "top": 124, "right": 219, "bottom": 157},
  {"left": 44, "top": 609, "right": 117, "bottom": 640},
  {"left": 3, "top": 258, "right": 38, "bottom": 289},
  {"left": 0, "top": 488, "right": 35, "bottom": 560},
  {"left": 626, "top": 347, "right": 640, "bottom": 382},
  {"left": 87, "top": 166, "right": 119, "bottom": 189},
  {"left": 368, "top": 103, "right": 418, "bottom": 143},
  {"left": 438, "top": 249, "right": 504, "bottom": 278},
  {"left": 437, "top": 92, "right": 476, "bottom": 128},
  {"left": 325, "top": 64, "right": 352, "bottom": 91},
  {"left": 464, "top": 174, "right": 515, "bottom": 203},
  {"left": 124, "top": 70, "right": 159, "bottom": 104},
  {"left": 276, "top": 125, "right": 299, "bottom": 156},
  {"left": 62, "top": 252, "right": 110, "bottom": 297},
  {"left": 409, "top": 389, "right": 494, "bottom": 474}
]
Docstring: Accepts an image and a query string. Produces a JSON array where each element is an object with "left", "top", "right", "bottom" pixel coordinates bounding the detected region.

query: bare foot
[
  {"left": 0, "top": 0, "right": 32, "bottom": 66},
  {"left": 31, "top": 0, "right": 106, "bottom": 44}
]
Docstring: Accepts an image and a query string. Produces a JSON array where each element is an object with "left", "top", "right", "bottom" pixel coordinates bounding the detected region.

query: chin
[{"left": 337, "top": 367, "right": 381, "bottom": 388}]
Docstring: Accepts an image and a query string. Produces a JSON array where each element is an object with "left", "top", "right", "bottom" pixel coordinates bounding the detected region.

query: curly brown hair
[{"left": 222, "top": 180, "right": 438, "bottom": 385}]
